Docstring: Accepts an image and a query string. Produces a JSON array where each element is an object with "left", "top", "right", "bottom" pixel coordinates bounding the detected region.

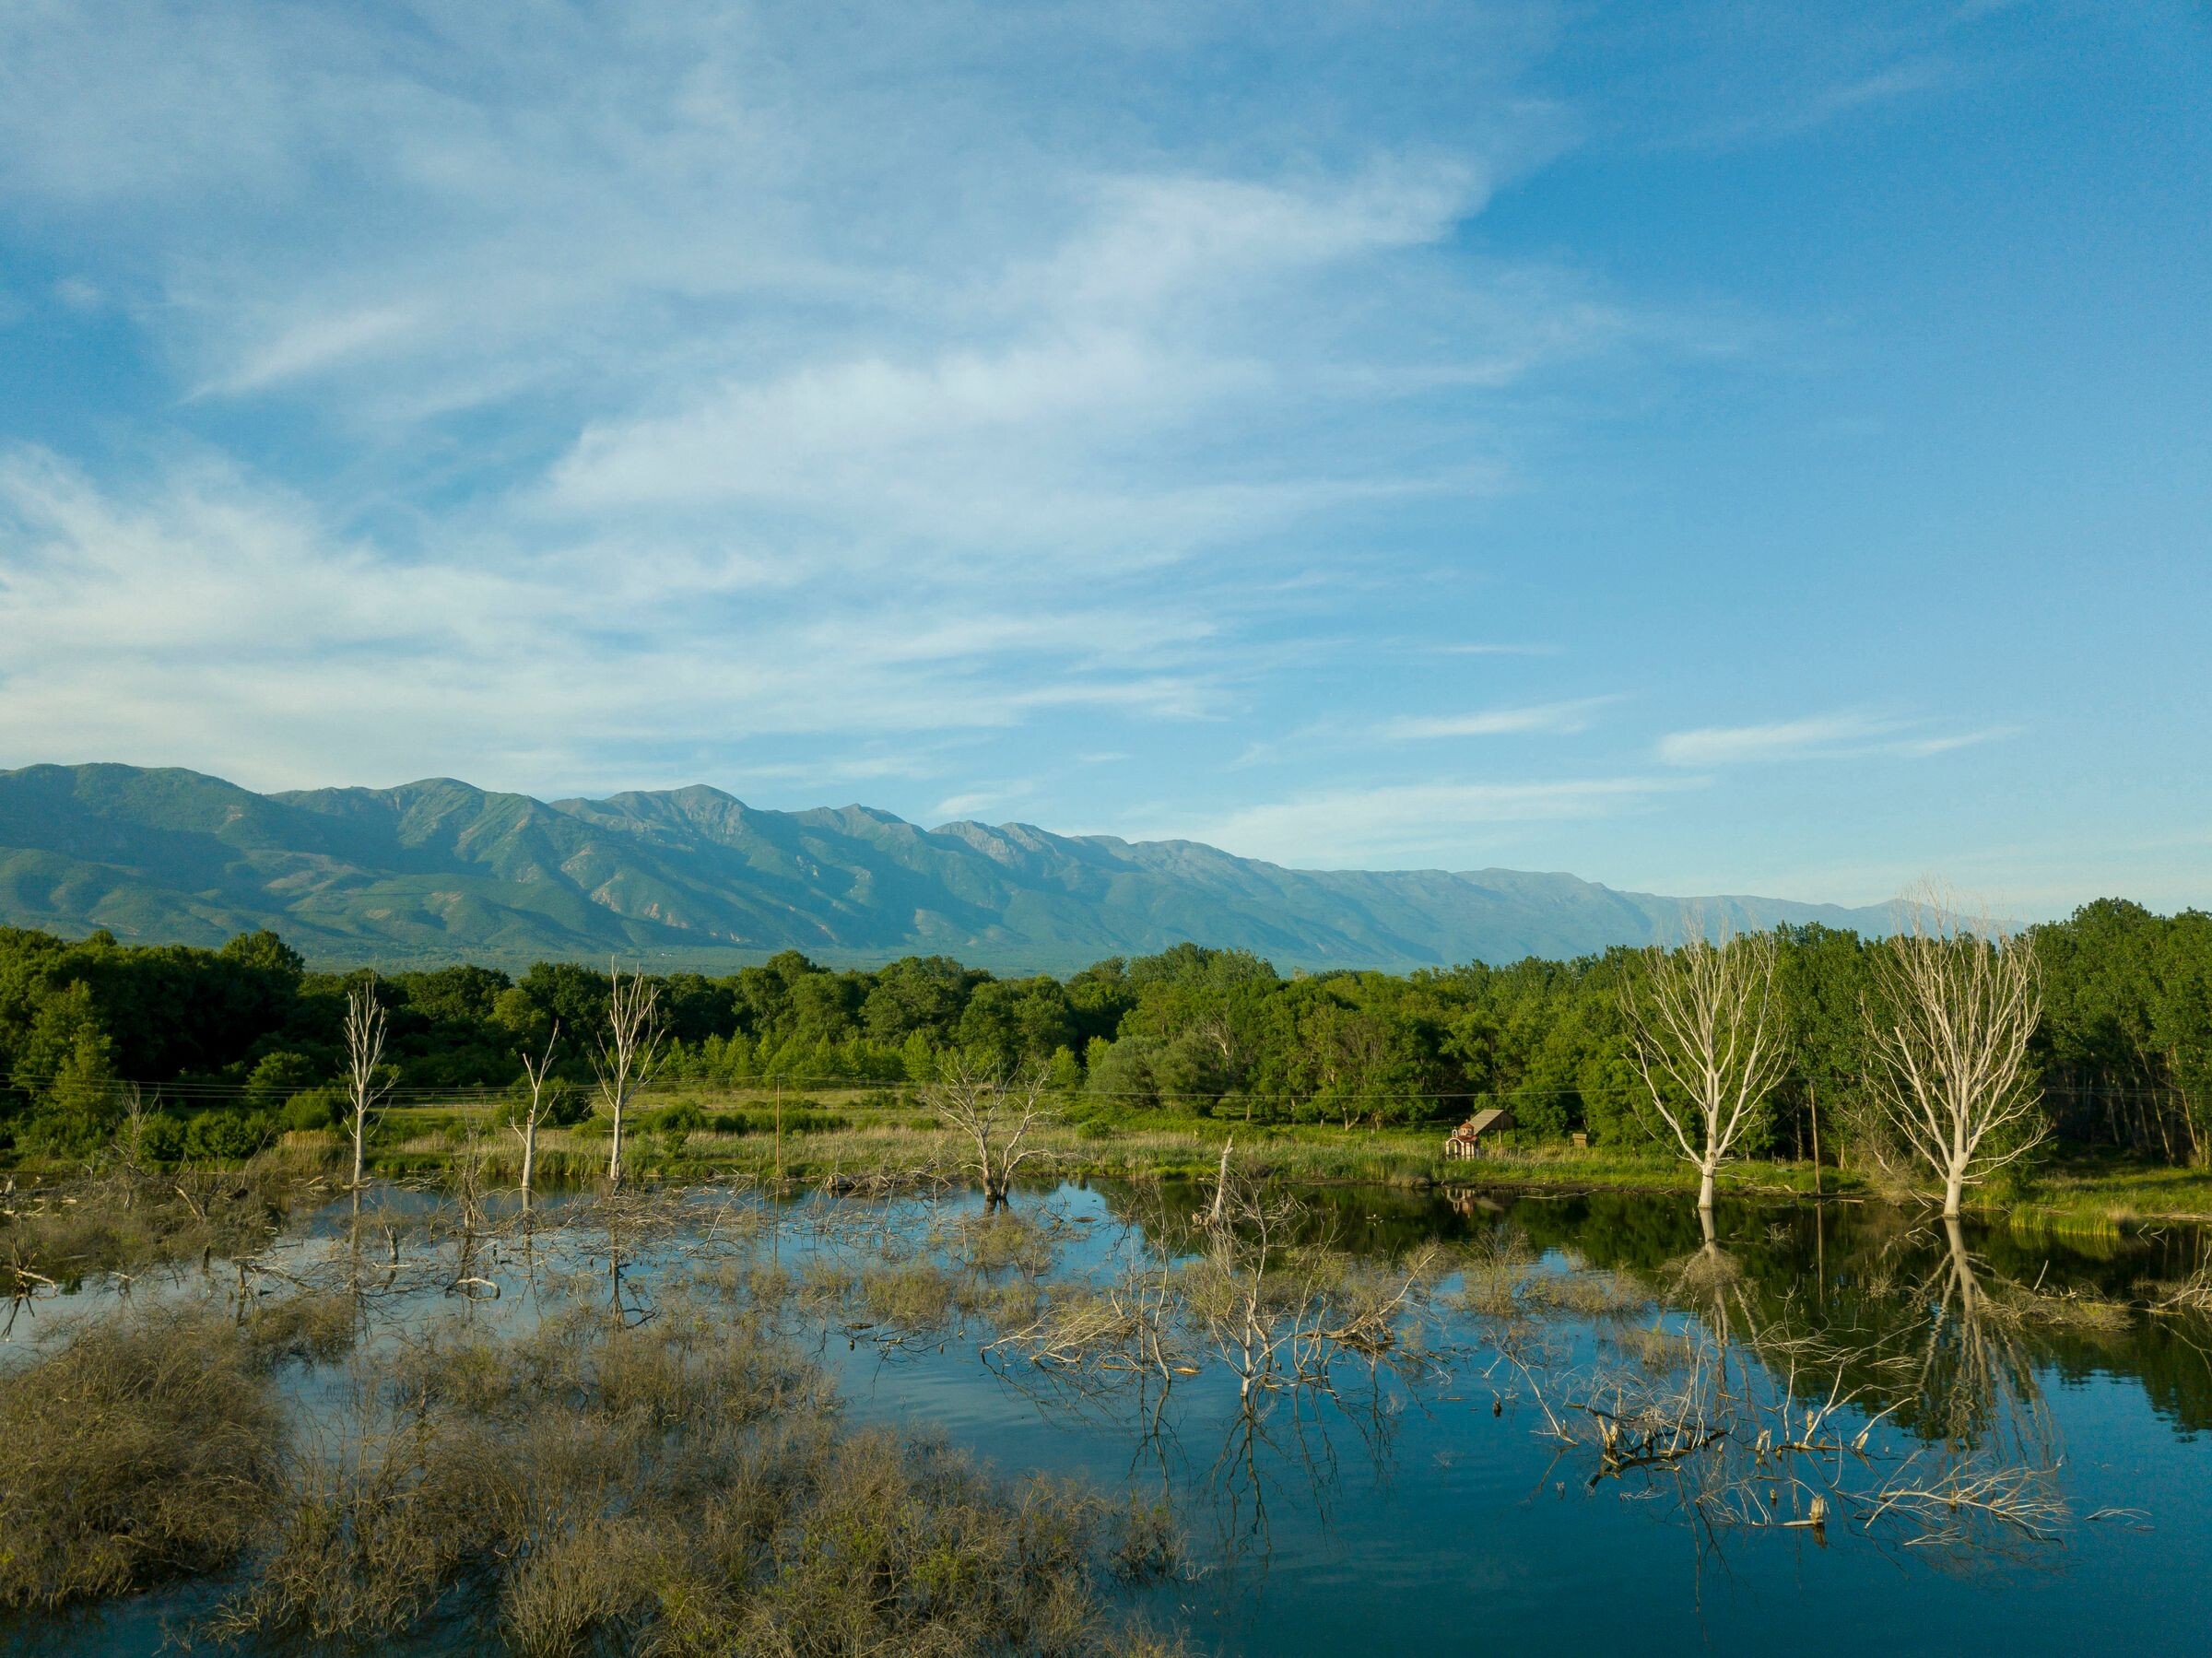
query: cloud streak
[
  {"left": 0, "top": 449, "right": 1229, "bottom": 794},
  {"left": 1382, "top": 696, "right": 1618, "bottom": 741},
  {"left": 1656, "top": 711, "right": 2017, "bottom": 767},
  {"left": 1144, "top": 776, "right": 1698, "bottom": 868}
]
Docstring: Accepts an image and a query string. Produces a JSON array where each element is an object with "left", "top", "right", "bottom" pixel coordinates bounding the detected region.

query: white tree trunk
[
  {"left": 593, "top": 968, "right": 663, "bottom": 1191},
  {"left": 343, "top": 981, "right": 389, "bottom": 1192},
  {"left": 1863, "top": 884, "right": 2044, "bottom": 1218},
  {"left": 1620, "top": 929, "right": 1790, "bottom": 1226}
]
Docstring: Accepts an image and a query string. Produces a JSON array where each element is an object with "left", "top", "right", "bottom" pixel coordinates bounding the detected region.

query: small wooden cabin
[{"left": 1443, "top": 1107, "right": 1514, "bottom": 1158}]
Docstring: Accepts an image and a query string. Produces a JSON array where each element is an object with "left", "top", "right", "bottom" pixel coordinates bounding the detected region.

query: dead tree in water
[
  {"left": 1863, "top": 886, "right": 2044, "bottom": 1219},
  {"left": 343, "top": 980, "right": 393, "bottom": 1189},
  {"left": 512, "top": 1022, "right": 562, "bottom": 1202},
  {"left": 593, "top": 966, "right": 664, "bottom": 1189},
  {"left": 1621, "top": 928, "right": 1791, "bottom": 1212},
  {"left": 927, "top": 1060, "right": 1054, "bottom": 1205},
  {"left": 1191, "top": 1147, "right": 1439, "bottom": 1412}
]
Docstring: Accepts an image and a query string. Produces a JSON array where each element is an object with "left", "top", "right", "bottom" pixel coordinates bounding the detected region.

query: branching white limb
[
  {"left": 593, "top": 966, "right": 664, "bottom": 1188},
  {"left": 512, "top": 1020, "right": 561, "bottom": 1201},
  {"left": 1862, "top": 885, "right": 2044, "bottom": 1218},
  {"left": 1620, "top": 929, "right": 1792, "bottom": 1211},
  {"left": 343, "top": 980, "right": 394, "bottom": 1189},
  {"left": 926, "top": 1058, "right": 1055, "bottom": 1204}
]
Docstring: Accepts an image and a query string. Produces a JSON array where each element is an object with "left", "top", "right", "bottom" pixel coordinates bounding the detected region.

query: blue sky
[{"left": 0, "top": 1, "right": 2205, "bottom": 913}]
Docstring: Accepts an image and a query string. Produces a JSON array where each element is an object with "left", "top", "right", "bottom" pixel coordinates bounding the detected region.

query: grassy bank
[
  {"left": 300, "top": 1091, "right": 1852, "bottom": 1197},
  {"left": 23, "top": 1085, "right": 2192, "bottom": 1229}
]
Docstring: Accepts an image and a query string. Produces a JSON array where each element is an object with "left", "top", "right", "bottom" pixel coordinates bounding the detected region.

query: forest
[{"left": 1, "top": 900, "right": 2205, "bottom": 1172}]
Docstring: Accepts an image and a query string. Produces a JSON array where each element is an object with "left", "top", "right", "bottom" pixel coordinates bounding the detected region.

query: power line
[{"left": 2, "top": 1073, "right": 2202, "bottom": 1108}]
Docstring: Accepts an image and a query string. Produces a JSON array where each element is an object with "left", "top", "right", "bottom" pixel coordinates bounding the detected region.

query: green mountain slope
[{"left": 0, "top": 763, "right": 1894, "bottom": 970}]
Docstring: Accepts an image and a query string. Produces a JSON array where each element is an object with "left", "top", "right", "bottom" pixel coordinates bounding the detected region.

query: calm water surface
[{"left": 6, "top": 1178, "right": 2210, "bottom": 1655}]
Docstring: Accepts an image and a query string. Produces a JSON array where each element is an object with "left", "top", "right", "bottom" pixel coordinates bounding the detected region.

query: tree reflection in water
[
  {"left": 967, "top": 1182, "right": 2147, "bottom": 1581},
  {"left": 6, "top": 1167, "right": 2202, "bottom": 1617}
]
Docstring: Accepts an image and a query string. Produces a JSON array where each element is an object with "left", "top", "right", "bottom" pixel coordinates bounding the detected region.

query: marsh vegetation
[{"left": 5, "top": 1156, "right": 2211, "bottom": 1654}]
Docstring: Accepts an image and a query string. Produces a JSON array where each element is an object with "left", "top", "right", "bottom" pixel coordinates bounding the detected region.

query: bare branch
[
  {"left": 924, "top": 1057, "right": 1057, "bottom": 1205},
  {"left": 1862, "top": 883, "right": 2044, "bottom": 1217},
  {"left": 1620, "top": 927, "right": 1793, "bottom": 1210},
  {"left": 343, "top": 980, "right": 393, "bottom": 1190},
  {"left": 592, "top": 965, "right": 665, "bottom": 1189}
]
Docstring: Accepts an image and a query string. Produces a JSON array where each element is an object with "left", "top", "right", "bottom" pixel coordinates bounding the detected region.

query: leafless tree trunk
[
  {"left": 1862, "top": 886, "right": 2044, "bottom": 1218},
  {"left": 1621, "top": 928, "right": 1792, "bottom": 1212},
  {"left": 593, "top": 965, "right": 664, "bottom": 1189},
  {"left": 112, "top": 1083, "right": 156, "bottom": 1188},
  {"left": 344, "top": 980, "right": 392, "bottom": 1189},
  {"left": 926, "top": 1057, "right": 1054, "bottom": 1205},
  {"left": 1206, "top": 1136, "right": 1235, "bottom": 1229},
  {"left": 512, "top": 1020, "right": 561, "bottom": 1203}
]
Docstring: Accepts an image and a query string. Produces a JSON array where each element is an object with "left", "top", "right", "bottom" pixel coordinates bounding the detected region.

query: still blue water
[{"left": 5, "top": 1179, "right": 2209, "bottom": 1654}]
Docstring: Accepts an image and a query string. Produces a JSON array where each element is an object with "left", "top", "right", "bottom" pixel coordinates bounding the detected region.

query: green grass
[
  {"left": 15, "top": 1087, "right": 2212, "bottom": 1227},
  {"left": 286, "top": 1096, "right": 1879, "bottom": 1206},
  {"left": 1995, "top": 1147, "right": 2212, "bottom": 1229}
]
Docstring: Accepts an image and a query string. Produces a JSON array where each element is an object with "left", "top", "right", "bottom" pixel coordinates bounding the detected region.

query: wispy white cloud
[
  {"left": 933, "top": 782, "right": 1041, "bottom": 823},
  {"left": 1382, "top": 696, "right": 1618, "bottom": 741},
  {"left": 1656, "top": 711, "right": 2017, "bottom": 767},
  {"left": 534, "top": 160, "right": 1550, "bottom": 564},
  {"left": 1430, "top": 642, "right": 1563, "bottom": 657},
  {"left": 1142, "top": 776, "right": 1697, "bottom": 867},
  {"left": 0, "top": 449, "right": 1230, "bottom": 794},
  {"left": 198, "top": 302, "right": 434, "bottom": 397},
  {"left": 1888, "top": 727, "right": 2023, "bottom": 758}
]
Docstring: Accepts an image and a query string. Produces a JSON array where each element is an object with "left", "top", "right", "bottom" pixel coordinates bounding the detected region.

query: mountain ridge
[{"left": 0, "top": 762, "right": 1895, "bottom": 971}]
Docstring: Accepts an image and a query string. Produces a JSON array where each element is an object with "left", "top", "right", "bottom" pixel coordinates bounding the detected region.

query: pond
[{"left": 4, "top": 1173, "right": 2209, "bottom": 1655}]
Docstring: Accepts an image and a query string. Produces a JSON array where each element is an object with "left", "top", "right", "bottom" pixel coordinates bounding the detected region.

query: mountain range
[{"left": 0, "top": 763, "right": 1895, "bottom": 972}]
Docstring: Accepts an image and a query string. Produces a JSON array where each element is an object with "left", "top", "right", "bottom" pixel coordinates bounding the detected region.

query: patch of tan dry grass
[{"left": 0, "top": 1303, "right": 284, "bottom": 1610}]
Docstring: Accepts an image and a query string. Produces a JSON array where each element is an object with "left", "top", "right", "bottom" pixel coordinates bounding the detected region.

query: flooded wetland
[{"left": 5, "top": 1171, "right": 2210, "bottom": 1656}]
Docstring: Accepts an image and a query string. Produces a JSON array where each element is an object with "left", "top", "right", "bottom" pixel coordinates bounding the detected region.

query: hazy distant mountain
[{"left": 0, "top": 763, "right": 1895, "bottom": 971}]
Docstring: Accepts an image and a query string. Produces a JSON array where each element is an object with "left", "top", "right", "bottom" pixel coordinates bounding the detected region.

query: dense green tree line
[{"left": 1, "top": 900, "right": 2206, "bottom": 1166}]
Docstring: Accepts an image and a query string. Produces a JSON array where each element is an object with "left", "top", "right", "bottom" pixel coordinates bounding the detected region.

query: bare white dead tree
[
  {"left": 343, "top": 979, "right": 394, "bottom": 1189},
  {"left": 112, "top": 1083, "right": 157, "bottom": 1188},
  {"left": 927, "top": 1057, "right": 1055, "bottom": 1205},
  {"left": 512, "top": 1019, "right": 561, "bottom": 1202},
  {"left": 593, "top": 966, "right": 664, "bottom": 1188},
  {"left": 1621, "top": 927, "right": 1793, "bottom": 1213},
  {"left": 1862, "top": 886, "right": 2044, "bottom": 1218}
]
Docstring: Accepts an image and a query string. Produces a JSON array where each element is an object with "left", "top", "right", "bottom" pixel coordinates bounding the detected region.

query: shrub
[
  {"left": 651, "top": 1100, "right": 707, "bottom": 1134},
  {"left": 138, "top": 1112, "right": 187, "bottom": 1164},
  {"left": 243, "top": 1052, "right": 321, "bottom": 1113},
  {"left": 245, "top": 1293, "right": 360, "bottom": 1367},
  {"left": 280, "top": 1088, "right": 344, "bottom": 1132},
  {"left": 183, "top": 1109, "right": 275, "bottom": 1161},
  {"left": 0, "top": 1306, "right": 284, "bottom": 1610}
]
